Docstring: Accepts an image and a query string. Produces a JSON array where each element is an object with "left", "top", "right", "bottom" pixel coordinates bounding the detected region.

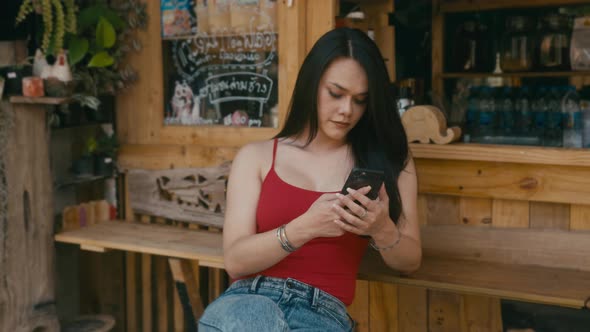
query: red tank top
[{"left": 254, "top": 139, "right": 368, "bottom": 305}]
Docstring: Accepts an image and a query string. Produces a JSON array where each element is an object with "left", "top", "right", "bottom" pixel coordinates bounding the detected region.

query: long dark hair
[{"left": 275, "top": 27, "right": 409, "bottom": 223}]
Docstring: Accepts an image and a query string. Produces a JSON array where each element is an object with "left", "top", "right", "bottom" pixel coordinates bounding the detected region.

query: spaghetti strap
[{"left": 271, "top": 138, "right": 278, "bottom": 168}]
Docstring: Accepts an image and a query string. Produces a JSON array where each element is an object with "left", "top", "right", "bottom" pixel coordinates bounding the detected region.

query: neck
[{"left": 290, "top": 128, "right": 349, "bottom": 153}]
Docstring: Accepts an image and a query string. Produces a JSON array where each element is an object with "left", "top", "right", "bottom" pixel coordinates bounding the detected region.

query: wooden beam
[
  {"left": 397, "top": 285, "right": 427, "bottom": 331},
  {"left": 440, "top": 0, "right": 590, "bottom": 13},
  {"left": 169, "top": 259, "right": 204, "bottom": 326},
  {"left": 142, "top": 254, "right": 153, "bottom": 332},
  {"left": 126, "top": 252, "right": 138, "bottom": 332},
  {"left": 420, "top": 225, "right": 590, "bottom": 270},
  {"left": 116, "top": 0, "right": 164, "bottom": 145},
  {"left": 570, "top": 204, "right": 590, "bottom": 231},
  {"left": 305, "top": 0, "right": 337, "bottom": 53},
  {"left": 348, "top": 280, "right": 370, "bottom": 332},
  {"left": 431, "top": 0, "right": 444, "bottom": 98},
  {"left": 428, "top": 290, "right": 461, "bottom": 332},
  {"left": 80, "top": 244, "right": 109, "bottom": 253},
  {"left": 158, "top": 126, "right": 279, "bottom": 146},
  {"left": 9, "top": 96, "right": 72, "bottom": 105},
  {"left": 358, "top": 252, "right": 590, "bottom": 309},
  {"left": 369, "top": 282, "right": 398, "bottom": 332},
  {"left": 492, "top": 199, "right": 530, "bottom": 228},
  {"left": 362, "top": 0, "right": 395, "bottom": 80},
  {"left": 410, "top": 143, "right": 590, "bottom": 167},
  {"left": 118, "top": 144, "right": 238, "bottom": 170},
  {"left": 416, "top": 158, "right": 590, "bottom": 205}
]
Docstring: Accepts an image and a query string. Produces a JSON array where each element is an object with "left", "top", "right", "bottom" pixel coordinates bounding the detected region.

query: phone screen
[{"left": 341, "top": 168, "right": 384, "bottom": 200}]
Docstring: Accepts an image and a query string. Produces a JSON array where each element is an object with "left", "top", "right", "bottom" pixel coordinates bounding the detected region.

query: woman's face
[{"left": 316, "top": 57, "right": 368, "bottom": 143}]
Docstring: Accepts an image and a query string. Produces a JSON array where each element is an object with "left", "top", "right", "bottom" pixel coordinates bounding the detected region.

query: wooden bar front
[{"left": 87, "top": 0, "right": 590, "bottom": 331}]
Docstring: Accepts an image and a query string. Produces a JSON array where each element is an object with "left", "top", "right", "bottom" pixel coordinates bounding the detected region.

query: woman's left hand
[{"left": 332, "top": 184, "right": 391, "bottom": 236}]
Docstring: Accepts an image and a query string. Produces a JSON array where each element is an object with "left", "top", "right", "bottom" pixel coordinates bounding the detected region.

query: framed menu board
[{"left": 161, "top": 0, "right": 279, "bottom": 128}]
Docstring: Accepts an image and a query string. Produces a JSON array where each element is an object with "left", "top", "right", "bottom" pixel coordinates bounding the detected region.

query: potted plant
[
  {"left": 15, "top": 0, "right": 147, "bottom": 109},
  {"left": 67, "top": 0, "right": 147, "bottom": 110},
  {"left": 15, "top": 0, "right": 77, "bottom": 56}
]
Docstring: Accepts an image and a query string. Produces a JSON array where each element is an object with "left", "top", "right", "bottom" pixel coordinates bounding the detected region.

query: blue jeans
[{"left": 199, "top": 275, "right": 355, "bottom": 331}]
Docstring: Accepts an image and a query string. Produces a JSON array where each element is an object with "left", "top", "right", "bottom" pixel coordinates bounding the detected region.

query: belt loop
[
  {"left": 311, "top": 287, "right": 320, "bottom": 308},
  {"left": 249, "top": 275, "right": 263, "bottom": 293}
]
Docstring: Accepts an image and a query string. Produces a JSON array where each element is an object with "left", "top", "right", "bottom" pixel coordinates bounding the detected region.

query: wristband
[
  {"left": 277, "top": 224, "right": 298, "bottom": 252},
  {"left": 370, "top": 231, "right": 402, "bottom": 251}
]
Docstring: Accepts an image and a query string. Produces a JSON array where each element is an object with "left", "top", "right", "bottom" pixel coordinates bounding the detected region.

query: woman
[{"left": 199, "top": 27, "right": 421, "bottom": 331}]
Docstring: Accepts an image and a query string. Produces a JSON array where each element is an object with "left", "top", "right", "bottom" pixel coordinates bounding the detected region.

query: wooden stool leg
[{"left": 168, "top": 258, "right": 204, "bottom": 331}]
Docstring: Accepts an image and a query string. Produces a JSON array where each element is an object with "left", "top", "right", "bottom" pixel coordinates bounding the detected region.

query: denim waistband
[{"left": 230, "top": 275, "right": 347, "bottom": 313}]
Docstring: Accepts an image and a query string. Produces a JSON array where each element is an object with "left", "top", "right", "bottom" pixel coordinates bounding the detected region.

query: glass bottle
[
  {"left": 538, "top": 13, "right": 572, "bottom": 71},
  {"left": 478, "top": 86, "right": 496, "bottom": 138},
  {"left": 531, "top": 86, "right": 549, "bottom": 145},
  {"left": 514, "top": 86, "right": 532, "bottom": 138},
  {"left": 545, "top": 86, "right": 563, "bottom": 147},
  {"left": 497, "top": 86, "right": 515, "bottom": 137},
  {"left": 452, "top": 20, "right": 493, "bottom": 72},
  {"left": 500, "top": 16, "right": 534, "bottom": 72},
  {"left": 464, "top": 86, "right": 481, "bottom": 142},
  {"left": 562, "top": 86, "right": 583, "bottom": 148}
]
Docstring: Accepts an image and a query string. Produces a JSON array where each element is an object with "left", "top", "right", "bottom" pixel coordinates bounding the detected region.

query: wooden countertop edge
[
  {"left": 410, "top": 143, "right": 590, "bottom": 167},
  {"left": 114, "top": 143, "right": 590, "bottom": 170},
  {"left": 356, "top": 272, "right": 586, "bottom": 309}
]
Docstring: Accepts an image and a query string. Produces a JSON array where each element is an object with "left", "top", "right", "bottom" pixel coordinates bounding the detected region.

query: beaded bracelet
[{"left": 369, "top": 232, "right": 402, "bottom": 251}]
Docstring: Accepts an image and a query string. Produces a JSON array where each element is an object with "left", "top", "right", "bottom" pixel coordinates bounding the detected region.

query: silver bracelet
[
  {"left": 369, "top": 232, "right": 402, "bottom": 251},
  {"left": 277, "top": 224, "right": 298, "bottom": 252}
]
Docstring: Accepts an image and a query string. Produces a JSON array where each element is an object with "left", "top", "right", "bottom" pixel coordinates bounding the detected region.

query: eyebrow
[{"left": 328, "top": 82, "right": 368, "bottom": 96}]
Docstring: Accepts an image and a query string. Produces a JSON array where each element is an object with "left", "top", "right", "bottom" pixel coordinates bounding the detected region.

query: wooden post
[{"left": 0, "top": 41, "right": 60, "bottom": 331}]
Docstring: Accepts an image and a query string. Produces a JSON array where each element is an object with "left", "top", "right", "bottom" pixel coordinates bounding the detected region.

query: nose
[{"left": 337, "top": 97, "right": 353, "bottom": 116}]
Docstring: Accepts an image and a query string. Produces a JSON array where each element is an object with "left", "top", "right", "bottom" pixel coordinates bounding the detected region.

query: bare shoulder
[{"left": 231, "top": 139, "right": 275, "bottom": 178}]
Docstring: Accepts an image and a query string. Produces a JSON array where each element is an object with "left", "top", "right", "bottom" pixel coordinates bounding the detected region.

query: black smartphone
[{"left": 341, "top": 168, "right": 385, "bottom": 200}]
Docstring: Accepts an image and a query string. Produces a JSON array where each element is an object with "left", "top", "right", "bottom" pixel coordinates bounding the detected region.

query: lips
[{"left": 332, "top": 120, "right": 350, "bottom": 128}]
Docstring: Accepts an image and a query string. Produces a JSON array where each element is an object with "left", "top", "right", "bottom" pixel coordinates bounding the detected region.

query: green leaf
[
  {"left": 101, "top": 10, "right": 126, "bottom": 30},
  {"left": 88, "top": 51, "right": 114, "bottom": 67},
  {"left": 77, "top": 7, "right": 101, "bottom": 31},
  {"left": 78, "top": 5, "right": 125, "bottom": 32},
  {"left": 68, "top": 37, "right": 89, "bottom": 65},
  {"left": 96, "top": 17, "right": 116, "bottom": 50}
]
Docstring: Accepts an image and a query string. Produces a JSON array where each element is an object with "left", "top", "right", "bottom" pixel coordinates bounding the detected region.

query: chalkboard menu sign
[{"left": 162, "top": 0, "right": 279, "bottom": 128}]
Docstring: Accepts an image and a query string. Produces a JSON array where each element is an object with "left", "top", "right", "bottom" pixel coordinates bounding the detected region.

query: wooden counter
[{"left": 55, "top": 220, "right": 590, "bottom": 310}]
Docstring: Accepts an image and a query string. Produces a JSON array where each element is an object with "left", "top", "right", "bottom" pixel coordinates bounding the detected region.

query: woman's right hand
[{"left": 303, "top": 186, "right": 372, "bottom": 238}]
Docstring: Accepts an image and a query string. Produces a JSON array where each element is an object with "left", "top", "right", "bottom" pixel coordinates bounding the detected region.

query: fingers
[
  {"left": 333, "top": 218, "right": 363, "bottom": 235},
  {"left": 318, "top": 193, "right": 343, "bottom": 202},
  {"left": 341, "top": 186, "right": 373, "bottom": 210},
  {"left": 331, "top": 203, "right": 368, "bottom": 235}
]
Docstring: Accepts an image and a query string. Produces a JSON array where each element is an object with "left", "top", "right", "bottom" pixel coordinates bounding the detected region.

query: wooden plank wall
[{"left": 348, "top": 175, "right": 590, "bottom": 332}]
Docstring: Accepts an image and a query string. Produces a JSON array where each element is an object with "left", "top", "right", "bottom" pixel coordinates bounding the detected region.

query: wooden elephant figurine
[{"left": 401, "top": 105, "right": 461, "bottom": 144}]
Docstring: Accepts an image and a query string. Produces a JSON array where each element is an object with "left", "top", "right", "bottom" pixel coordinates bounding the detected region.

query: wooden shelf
[
  {"left": 54, "top": 220, "right": 224, "bottom": 269},
  {"left": 440, "top": 71, "right": 590, "bottom": 79},
  {"left": 410, "top": 143, "right": 590, "bottom": 167},
  {"left": 10, "top": 96, "right": 71, "bottom": 105},
  {"left": 162, "top": 31, "right": 278, "bottom": 41},
  {"left": 439, "top": 0, "right": 590, "bottom": 13},
  {"left": 358, "top": 253, "right": 590, "bottom": 309},
  {"left": 54, "top": 175, "right": 111, "bottom": 190}
]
